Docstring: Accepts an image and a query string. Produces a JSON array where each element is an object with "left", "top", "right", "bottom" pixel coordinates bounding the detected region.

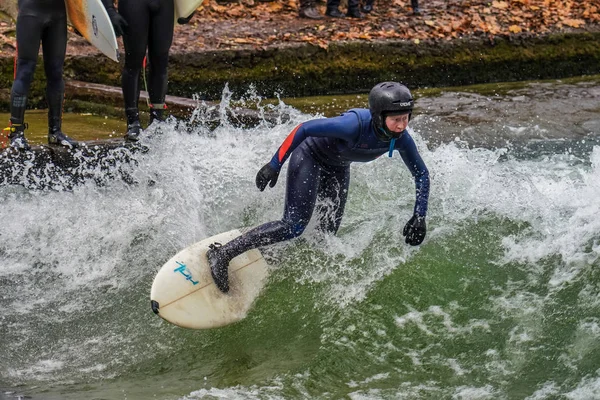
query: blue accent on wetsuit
[{"left": 214, "top": 108, "right": 430, "bottom": 263}]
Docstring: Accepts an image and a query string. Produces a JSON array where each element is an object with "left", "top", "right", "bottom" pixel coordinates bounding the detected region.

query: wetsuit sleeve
[
  {"left": 396, "top": 132, "right": 430, "bottom": 217},
  {"left": 100, "top": 0, "right": 116, "bottom": 11},
  {"left": 268, "top": 113, "right": 360, "bottom": 170}
]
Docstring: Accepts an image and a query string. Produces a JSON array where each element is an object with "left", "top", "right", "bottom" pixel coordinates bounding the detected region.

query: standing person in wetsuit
[
  {"left": 102, "top": 0, "right": 195, "bottom": 142},
  {"left": 4, "top": 0, "right": 83, "bottom": 150},
  {"left": 207, "top": 82, "right": 430, "bottom": 293}
]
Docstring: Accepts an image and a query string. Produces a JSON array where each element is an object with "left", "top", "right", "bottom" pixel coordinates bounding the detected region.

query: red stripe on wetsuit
[{"left": 278, "top": 124, "right": 302, "bottom": 163}]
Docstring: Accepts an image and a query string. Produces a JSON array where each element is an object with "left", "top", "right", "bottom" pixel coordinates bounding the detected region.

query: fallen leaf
[
  {"left": 233, "top": 38, "right": 255, "bottom": 44},
  {"left": 562, "top": 18, "right": 586, "bottom": 28},
  {"left": 509, "top": 25, "right": 523, "bottom": 33}
]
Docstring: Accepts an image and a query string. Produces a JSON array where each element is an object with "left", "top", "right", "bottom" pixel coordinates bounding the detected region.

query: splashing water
[{"left": 1, "top": 81, "right": 600, "bottom": 400}]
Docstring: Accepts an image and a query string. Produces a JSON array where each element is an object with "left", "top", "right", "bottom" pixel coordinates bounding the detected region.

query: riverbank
[
  {"left": 1, "top": 0, "right": 600, "bottom": 111},
  {"left": 3, "top": 73, "right": 600, "bottom": 188}
]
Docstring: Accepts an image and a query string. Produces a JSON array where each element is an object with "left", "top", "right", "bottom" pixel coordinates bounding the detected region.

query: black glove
[
  {"left": 101, "top": 0, "right": 128, "bottom": 37},
  {"left": 109, "top": 12, "right": 128, "bottom": 37},
  {"left": 256, "top": 163, "right": 280, "bottom": 191},
  {"left": 177, "top": 10, "right": 196, "bottom": 25},
  {"left": 403, "top": 215, "right": 426, "bottom": 246}
]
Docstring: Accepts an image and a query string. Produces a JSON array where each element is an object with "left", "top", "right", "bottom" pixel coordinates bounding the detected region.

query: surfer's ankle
[
  {"left": 125, "top": 120, "right": 142, "bottom": 141},
  {"left": 149, "top": 104, "right": 166, "bottom": 126},
  {"left": 207, "top": 243, "right": 230, "bottom": 293},
  {"left": 48, "top": 128, "right": 79, "bottom": 148},
  {"left": 5, "top": 122, "right": 30, "bottom": 151},
  {"left": 125, "top": 108, "right": 142, "bottom": 141}
]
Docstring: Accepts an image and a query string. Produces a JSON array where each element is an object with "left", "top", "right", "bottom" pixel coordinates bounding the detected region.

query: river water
[{"left": 1, "top": 77, "right": 600, "bottom": 400}]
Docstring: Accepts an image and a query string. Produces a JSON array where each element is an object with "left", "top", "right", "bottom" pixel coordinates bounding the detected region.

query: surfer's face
[{"left": 385, "top": 113, "right": 410, "bottom": 134}]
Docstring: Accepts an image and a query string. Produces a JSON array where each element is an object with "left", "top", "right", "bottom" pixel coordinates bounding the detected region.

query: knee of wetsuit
[
  {"left": 44, "top": 59, "right": 64, "bottom": 84},
  {"left": 46, "top": 77, "right": 65, "bottom": 96},
  {"left": 13, "top": 59, "right": 37, "bottom": 92},
  {"left": 289, "top": 222, "right": 307, "bottom": 239},
  {"left": 123, "top": 57, "right": 145, "bottom": 72},
  {"left": 147, "top": 54, "right": 169, "bottom": 74}
]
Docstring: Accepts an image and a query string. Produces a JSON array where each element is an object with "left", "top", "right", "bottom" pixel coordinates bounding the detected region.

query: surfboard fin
[{"left": 151, "top": 300, "right": 160, "bottom": 314}]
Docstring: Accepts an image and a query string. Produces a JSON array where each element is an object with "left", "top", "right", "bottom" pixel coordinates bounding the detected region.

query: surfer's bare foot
[{"left": 207, "top": 242, "right": 230, "bottom": 293}]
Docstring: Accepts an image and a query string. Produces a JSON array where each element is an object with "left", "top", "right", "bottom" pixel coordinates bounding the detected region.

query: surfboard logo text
[
  {"left": 92, "top": 15, "right": 98, "bottom": 37},
  {"left": 174, "top": 262, "right": 199, "bottom": 285}
]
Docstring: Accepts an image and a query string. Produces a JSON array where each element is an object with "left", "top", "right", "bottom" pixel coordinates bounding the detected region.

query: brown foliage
[
  {"left": 174, "top": 0, "right": 600, "bottom": 51},
  {"left": 0, "top": 0, "right": 599, "bottom": 55}
]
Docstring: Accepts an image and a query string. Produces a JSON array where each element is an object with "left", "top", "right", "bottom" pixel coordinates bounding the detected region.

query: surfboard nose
[{"left": 151, "top": 300, "right": 160, "bottom": 314}]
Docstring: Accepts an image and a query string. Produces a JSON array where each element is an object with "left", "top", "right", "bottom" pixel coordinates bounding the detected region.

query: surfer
[
  {"left": 3, "top": 0, "right": 80, "bottom": 150},
  {"left": 101, "top": 0, "right": 195, "bottom": 142},
  {"left": 207, "top": 82, "right": 430, "bottom": 293}
]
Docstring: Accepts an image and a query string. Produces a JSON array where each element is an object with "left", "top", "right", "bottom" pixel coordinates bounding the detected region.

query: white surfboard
[
  {"left": 174, "top": 0, "right": 204, "bottom": 23},
  {"left": 65, "top": 0, "right": 119, "bottom": 62},
  {"left": 150, "top": 229, "right": 269, "bottom": 329}
]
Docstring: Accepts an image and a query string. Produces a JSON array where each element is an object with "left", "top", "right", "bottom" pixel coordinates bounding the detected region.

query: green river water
[{"left": 1, "top": 77, "right": 600, "bottom": 400}]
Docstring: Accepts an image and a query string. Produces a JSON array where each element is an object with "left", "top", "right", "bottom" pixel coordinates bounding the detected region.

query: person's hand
[
  {"left": 108, "top": 11, "right": 128, "bottom": 37},
  {"left": 177, "top": 10, "right": 196, "bottom": 25},
  {"left": 403, "top": 215, "right": 426, "bottom": 246},
  {"left": 256, "top": 163, "right": 280, "bottom": 191}
]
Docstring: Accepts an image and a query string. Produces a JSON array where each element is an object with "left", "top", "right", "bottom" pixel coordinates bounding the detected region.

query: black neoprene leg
[
  {"left": 217, "top": 144, "right": 323, "bottom": 260},
  {"left": 315, "top": 164, "right": 350, "bottom": 234},
  {"left": 119, "top": 0, "right": 150, "bottom": 111},
  {"left": 41, "top": 15, "right": 67, "bottom": 132},
  {"left": 347, "top": 0, "right": 360, "bottom": 13},
  {"left": 11, "top": 15, "right": 43, "bottom": 125},
  {"left": 147, "top": 0, "right": 174, "bottom": 107},
  {"left": 326, "top": 0, "right": 341, "bottom": 12}
]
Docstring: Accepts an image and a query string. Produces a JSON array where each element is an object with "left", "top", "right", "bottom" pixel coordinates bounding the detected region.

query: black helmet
[{"left": 368, "top": 82, "right": 414, "bottom": 140}]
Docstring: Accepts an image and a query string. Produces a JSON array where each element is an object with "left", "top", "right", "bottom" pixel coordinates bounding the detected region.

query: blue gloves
[
  {"left": 256, "top": 163, "right": 280, "bottom": 191},
  {"left": 403, "top": 215, "right": 426, "bottom": 246}
]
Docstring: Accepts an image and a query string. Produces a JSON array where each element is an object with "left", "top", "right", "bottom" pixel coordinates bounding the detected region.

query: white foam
[
  {"left": 564, "top": 373, "right": 600, "bottom": 399},
  {"left": 1, "top": 88, "right": 599, "bottom": 395},
  {"left": 451, "top": 385, "right": 499, "bottom": 399},
  {"left": 525, "top": 382, "right": 560, "bottom": 400}
]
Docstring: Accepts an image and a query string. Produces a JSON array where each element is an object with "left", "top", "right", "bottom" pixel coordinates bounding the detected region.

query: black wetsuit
[
  {"left": 10, "top": 0, "right": 67, "bottom": 131},
  {"left": 118, "top": 0, "right": 174, "bottom": 121}
]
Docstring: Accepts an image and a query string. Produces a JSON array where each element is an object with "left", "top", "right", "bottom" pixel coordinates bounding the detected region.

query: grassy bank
[{"left": 1, "top": 31, "right": 599, "bottom": 112}]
